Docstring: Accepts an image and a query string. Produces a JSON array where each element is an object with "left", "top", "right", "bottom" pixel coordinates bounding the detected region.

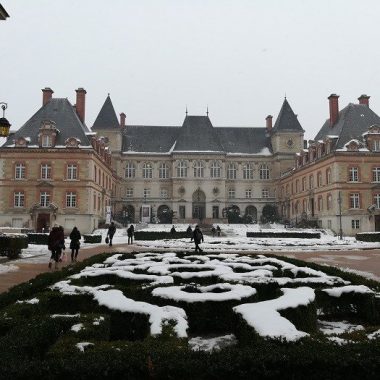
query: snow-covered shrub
[
  {"left": 0, "top": 233, "right": 28, "bottom": 259},
  {"left": 83, "top": 234, "right": 102, "bottom": 243}
]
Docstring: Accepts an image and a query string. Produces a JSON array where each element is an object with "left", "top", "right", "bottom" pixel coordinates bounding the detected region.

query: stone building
[
  {"left": 93, "top": 96, "right": 304, "bottom": 225},
  {"left": 0, "top": 88, "right": 114, "bottom": 234},
  {"left": 278, "top": 94, "right": 380, "bottom": 236}
]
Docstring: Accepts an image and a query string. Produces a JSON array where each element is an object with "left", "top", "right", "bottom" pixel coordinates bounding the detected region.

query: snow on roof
[{"left": 233, "top": 287, "right": 315, "bottom": 341}]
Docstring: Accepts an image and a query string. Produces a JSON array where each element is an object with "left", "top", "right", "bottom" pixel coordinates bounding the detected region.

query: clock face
[{"left": 287, "top": 139, "right": 293, "bottom": 148}]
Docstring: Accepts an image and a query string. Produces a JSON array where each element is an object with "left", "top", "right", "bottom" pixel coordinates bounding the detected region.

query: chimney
[
  {"left": 75, "top": 88, "right": 87, "bottom": 123},
  {"left": 120, "top": 112, "right": 126, "bottom": 128},
  {"left": 42, "top": 87, "right": 54, "bottom": 106},
  {"left": 266, "top": 115, "right": 273, "bottom": 131},
  {"left": 328, "top": 94, "right": 339, "bottom": 127},
  {"left": 358, "top": 94, "right": 370, "bottom": 107}
]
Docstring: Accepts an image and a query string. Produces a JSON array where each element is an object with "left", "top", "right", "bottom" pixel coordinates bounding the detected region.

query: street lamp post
[
  {"left": 338, "top": 191, "right": 343, "bottom": 240},
  {"left": 0, "top": 102, "right": 11, "bottom": 137}
]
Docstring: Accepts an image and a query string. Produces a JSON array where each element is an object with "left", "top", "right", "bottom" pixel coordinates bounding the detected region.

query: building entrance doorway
[
  {"left": 375, "top": 215, "right": 380, "bottom": 231},
  {"left": 37, "top": 213, "right": 50, "bottom": 232},
  {"left": 192, "top": 189, "right": 206, "bottom": 222}
]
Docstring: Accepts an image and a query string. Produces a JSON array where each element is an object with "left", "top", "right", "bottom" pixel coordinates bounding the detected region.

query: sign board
[{"left": 141, "top": 204, "right": 151, "bottom": 223}]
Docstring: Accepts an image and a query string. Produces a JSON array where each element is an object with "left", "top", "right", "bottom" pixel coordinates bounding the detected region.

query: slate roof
[
  {"left": 2, "top": 98, "right": 92, "bottom": 147},
  {"left": 314, "top": 103, "right": 380, "bottom": 149},
  {"left": 92, "top": 95, "right": 120, "bottom": 130},
  {"left": 272, "top": 98, "right": 304, "bottom": 132},
  {"left": 121, "top": 115, "right": 273, "bottom": 155}
]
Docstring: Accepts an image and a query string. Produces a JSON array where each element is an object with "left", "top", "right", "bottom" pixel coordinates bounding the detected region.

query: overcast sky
[{"left": 2, "top": 0, "right": 380, "bottom": 140}]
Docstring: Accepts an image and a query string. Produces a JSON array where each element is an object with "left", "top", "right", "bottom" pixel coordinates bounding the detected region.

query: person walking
[
  {"left": 107, "top": 221, "right": 116, "bottom": 246},
  {"left": 211, "top": 226, "right": 216, "bottom": 237},
  {"left": 216, "top": 225, "right": 221, "bottom": 237},
  {"left": 48, "top": 224, "right": 65, "bottom": 269},
  {"left": 170, "top": 225, "right": 176, "bottom": 235},
  {"left": 69, "top": 226, "right": 81, "bottom": 263},
  {"left": 127, "top": 224, "right": 134, "bottom": 245},
  {"left": 191, "top": 225, "right": 204, "bottom": 253}
]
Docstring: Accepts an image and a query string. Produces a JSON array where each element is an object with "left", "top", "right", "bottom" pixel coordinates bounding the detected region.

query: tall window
[
  {"left": 326, "top": 168, "right": 331, "bottom": 185},
  {"left": 14, "top": 191, "right": 25, "bottom": 207},
  {"left": 349, "top": 193, "right": 360, "bottom": 209},
  {"left": 243, "top": 163, "right": 253, "bottom": 179},
  {"left": 126, "top": 188, "right": 133, "bottom": 198},
  {"left": 296, "top": 179, "right": 300, "bottom": 192},
  {"left": 193, "top": 161, "right": 204, "bottom": 178},
  {"left": 259, "top": 164, "right": 269, "bottom": 180},
  {"left": 143, "top": 188, "right": 150, "bottom": 199},
  {"left": 142, "top": 163, "right": 153, "bottom": 179},
  {"left": 318, "top": 196, "right": 323, "bottom": 211},
  {"left": 40, "top": 191, "right": 50, "bottom": 207},
  {"left": 40, "top": 164, "right": 51, "bottom": 180},
  {"left": 227, "top": 163, "right": 237, "bottom": 179},
  {"left": 348, "top": 167, "right": 359, "bottom": 182},
  {"left": 67, "top": 164, "right": 77, "bottom": 180},
  {"left": 309, "top": 175, "right": 314, "bottom": 189},
  {"left": 177, "top": 160, "right": 187, "bottom": 177},
  {"left": 66, "top": 192, "right": 77, "bottom": 207},
  {"left": 327, "top": 194, "right": 332, "bottom": 210},
  {"left": 245, "top": 189, "right": 252, "bottom": 198},
  {"left": 262, "top": 189, "right": 269, "bottom": 198},
  {"left": 125, "top": 162, "right": 135, "bottom": 178},
  {"left": 210, "top": 161, "right": 221, "bottom": 178},
  {"left": 317, "top": 172, "right": 323, "bottom": 187},
  {"left": 159, "top": 163, "right": 169, "bottom": 179},
  {"left": 373, "top": 140, "right": 380, "bottom": 151},
  {"left": 15, "top": 163, "right": 26, "bottom": 179},
  {"left": 374, "top": 193, "right": 380, "bottom": 209},
  {"left": 41, "top": 134, "right": 52, "bottom": 147},
  {"left": 228, "top": 188, "right": 235, "bottom": 199},
  {"left": 302, "top": 177, "right": 306, "bottom": 191},
  {"left": 372, "top": 167, "right": 380, "bottom": 182}
]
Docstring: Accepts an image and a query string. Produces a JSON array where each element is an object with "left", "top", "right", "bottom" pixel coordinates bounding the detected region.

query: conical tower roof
[
  {"left": 92, "top": 95, "right": 119, "bottom": 130},
  {"left": 272, "top": 98, "right": 304, "bottom": 132}
]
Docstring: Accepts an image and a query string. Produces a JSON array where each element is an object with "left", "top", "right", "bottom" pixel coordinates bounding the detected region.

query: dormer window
[
  {"left": 372, "top": 140, "right": 380, "bottom": 151},
  {"left": 65, "top": 137, "right": 80, "bottom": 148},
  {"left": 38, "top": 120, "right": 58, "bottom": 148},
  {"left": 346, "top": 140, "right": 360, "bottom": 151},
  {"left": 15, "top": 137, "right": 29, "bottom": 147}
]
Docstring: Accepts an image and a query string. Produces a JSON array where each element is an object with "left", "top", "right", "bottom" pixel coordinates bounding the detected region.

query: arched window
[
  {"left": 193, "top": 160, "right": 204, "bottom": 178},
  {"left": 125, "top": 162, "right": 136, "bottom": 178},
  {"left": 159, "top": 163, "right": 169, "bottom": 179},
  {"left": 210, "top": 161, "right": 221, "bottom": 178},
  {"left": 227, "top": 163, "right": 237, "bottom": 179},
  {"left": 142, "top": 163, "right": 153, "bottom": 179},
  {"left": 176, "top": 160, "right": 187, "bottom": 177},
  {"left": 259, "top": 164, "right": 269, "bottom": 180},
  {"left": 317, "top": 172, "right": 323, "bottom": 187},
  {"left": 326, "top": 168, "right": 331, "bottom": 184},
  {"left": 243, "top": 163, "right": 253, "bottom": 179}
]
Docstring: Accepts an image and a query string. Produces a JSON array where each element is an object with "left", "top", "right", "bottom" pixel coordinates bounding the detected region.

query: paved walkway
[{"left": 0, "top": 245, "right": 379, "bottom": 294}]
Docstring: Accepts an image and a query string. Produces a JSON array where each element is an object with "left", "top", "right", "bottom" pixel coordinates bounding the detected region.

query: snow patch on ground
[{"left": 189, "top": 334, "right": 238, "bottom": 352}]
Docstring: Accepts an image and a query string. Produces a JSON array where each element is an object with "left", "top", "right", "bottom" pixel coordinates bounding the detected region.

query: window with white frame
[
  {"left": 348, "top": 167, "right": 359, "bottom": 182},
  {"left": 373, "top": 140, "right": 380, "bottom": 151},
  {"left": 259, "top": 164, "right": 269, "bottom": 180},
  {"left": 262, "top": 189, "right": 269, "bottom": 198},
  {"left": 243, "top": 163, "right": 253, "bottom": 179},
  {"left": 160, "top": 188, "right": 168, "bottom": 199},
  {"left": 15, "top": 163, "right": 26, "bottom": 179},
  {"left": 227, "top": 163, "right": 237, "bottom": 179},
  {"left": 372, "top": 167, "right": 380, "bottom": 182},
  {"left": 66, "top": 192, "right": 77, "bottom": 208},
  {"left": 40, "top": 191, "right": 50, "bottom": 207},
  {"left": 210, "top": 161, "right": 221, "bottom": 178},
  {"left": 176, "top": 160, "right": 187, "bottom": 177},
  {"left": 193, "top": 161, "right": 204, "bottom": 178},
  {"left": 374, "top": 193, "right": 380, "bottom": 209},
  {"left": 126, "top": 188, "right": 133, "bottom": 198},
  {"left": 125, "top": 162, "right": 136, "bottom": 178},
  {"left": 14, "top": 191, "right": 24, "bottom": 207},
  {"left": 228, "top": 188, "right": 235, "bottom": 199},
  {"left": 67, "top": 164, "right": 77, "bottom": 180},
  {"left": 142, "top": 163, "right": 153, "bottom": 179},
  {"left": 41, "top": 134, "right": 52, "bottom": 147},
  {"left": 349, "top": 193, "right": 360, "bottom": 209},
  {"left": 351, "top": 219, "right": 360, "bottom": 229},
  {"left": 143, "top": 188, "right": 150, "bottom": 199},
  {"left": 245, "top": 189, "right": 252, "bottom": 198},
  {"left": 159, "top": 163, "right": 169, "bottom": 179},
  {"left": 40, "top": 164, "right": 51, "bottom": 180}
]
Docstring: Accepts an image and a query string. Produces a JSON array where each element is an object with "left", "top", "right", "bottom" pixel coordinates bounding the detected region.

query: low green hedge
[
  {"left": 134, "top": 231, "right": 190, "bottom": 240},
  {"left": 247, "top": 231, "right": 321, "bottom": 239},
  {"left": 83, "top": 234, "right": 102, "bottom": 243},
  {"left": 27, "top": 233, "right": 49, "bottom": 245},
  {"left": 356, "top": 232, "right": 380, "bottom": 242},
  {"left": 0, "top": 233, "right": 28, "bottom": 259}
]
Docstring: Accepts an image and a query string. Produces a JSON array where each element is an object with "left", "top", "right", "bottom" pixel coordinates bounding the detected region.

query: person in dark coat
[
  {"left": 107, "top": 222, "right": 116, "bottom": 246},
  {"left": 191, "top": 225, "right": 204, "bottom": 253},
  {"left": 186, "top": 225, "right": 192, "bottom": 236},
  {"left": 216, "top": 225, "right": 221, "bottom": 237},
  {"left": 69, "top": 226, "right": 81, "bottom": 262},
  {"left": 48, "top": 224, "right": 65, "bottom": 269},
  {"left": 211, "top": 226, "right": 216, "bottom": 237},
  {"left": 127, "top": 224, "right": 134, "bottom": 245},
  {"left": 170, "top": 225, "right": 176, "bottom": 235}
]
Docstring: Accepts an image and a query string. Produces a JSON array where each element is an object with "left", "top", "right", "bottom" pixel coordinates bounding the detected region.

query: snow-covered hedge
[
  {"left": 134, "top": 231, "right": 190, "bottom": 240},
  {"left": 246, "top": 231, "right": 321, "bottom": 239},
  {"left": 83, "top": 234, "right": 102, "bottom": 244},
  {"left": 356, "top": 232, "right": 380, "bottom": 242},
  {"left": 0, "top": 233, "right": 28, "bottom": 259},
  {"left": 27, "top": 233, "right": 49, "bottom": 245}
]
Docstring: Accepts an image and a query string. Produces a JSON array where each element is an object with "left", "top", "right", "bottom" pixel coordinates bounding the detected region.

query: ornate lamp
[{"left": 0, "top": 102, "right": 11, "bottom": 137}]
